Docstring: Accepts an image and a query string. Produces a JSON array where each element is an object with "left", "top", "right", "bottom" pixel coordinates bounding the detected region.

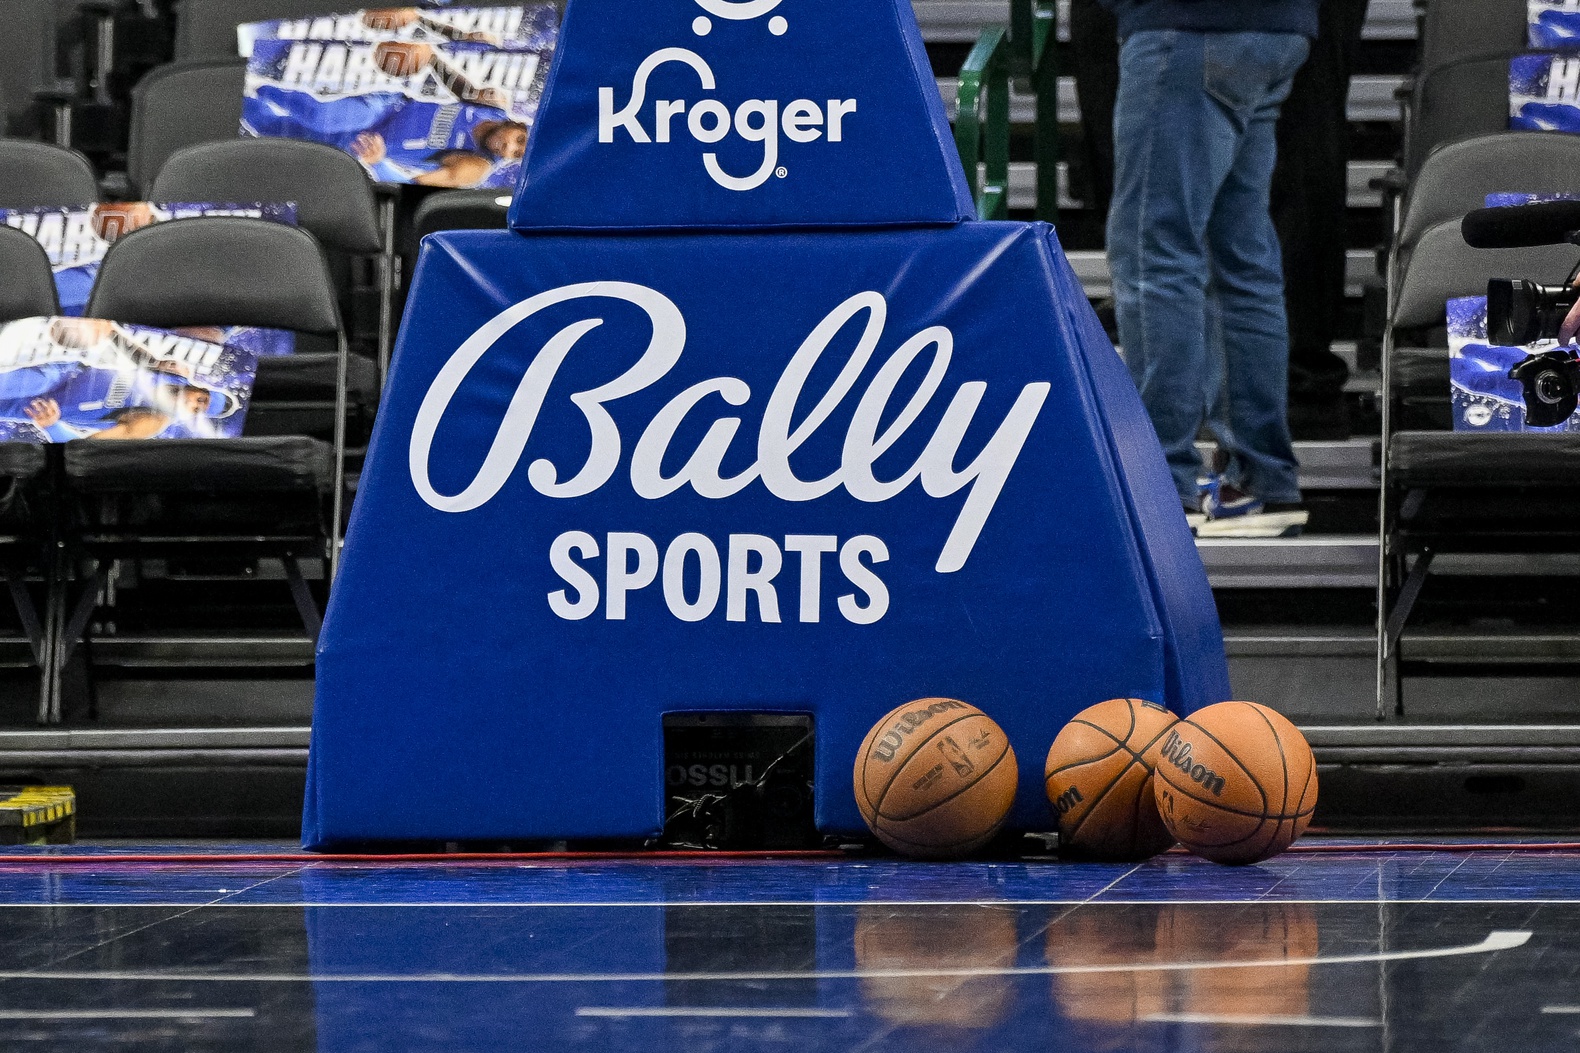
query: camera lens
[{"left": 1536, "top": 370, "right": 1569, "bottom": 405}]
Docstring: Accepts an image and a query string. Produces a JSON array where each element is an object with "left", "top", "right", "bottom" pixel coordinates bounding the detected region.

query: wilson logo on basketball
[
  {"left": 1160, "top": 731, "right": 1226, "bottom": 796},
  {"left": 871, "top": 699, "right": 968, "bottom": 763},
  {"left": 1050, "top": 785, "right": 1083, "bottom": 816}
]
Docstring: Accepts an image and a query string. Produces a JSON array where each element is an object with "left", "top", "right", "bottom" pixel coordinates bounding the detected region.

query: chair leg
[
  {"left": 54, "top": 562, "right": 107, "bottom": 725},
  {"left": 284, "top": 555, "right": 323, "bottom": 644}
]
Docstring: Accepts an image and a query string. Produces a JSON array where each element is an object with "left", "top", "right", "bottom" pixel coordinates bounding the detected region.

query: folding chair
[
  {"left": 174, "top": 0, "right": 354, "bottom": 59},
  {"left": 47, "top": 217, "right": 347, "bottom": 722},
  {"left": 0, "top": 226, "right": 64, "bottom": 720},
  {"left": 151, "top": 138, "right": 393, "bottom": 374},
  {"left": 125, "top": 59, "right": 245, "bottom": 196},
  {"left": 1391, "top": 134, "right": 1580, "bottom": 305},
  {"left": 1377, "top": 219, "right": 1580, "bottom": 717},
  {"left": 1406, "top": 55, "right": 1530, "bottom": 182},
  {"left": 1417, "top": 0, "right": 1527, "bottom": 86},
  {"left": 0, "top": 139, "right": 99, "bottom": 208}
]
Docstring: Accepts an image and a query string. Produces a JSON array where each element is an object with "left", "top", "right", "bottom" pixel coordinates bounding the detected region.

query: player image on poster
[
  {"left": 1449, "top": 296, "right": 1580, "bottom": 432},
  {"left": 0, "top": 317, "right": 259, "bottom": 444},
  {"left": 0, "top": 202, "right": 298, "bottom": 358},
  {"left": 238, "top": 5, "right": 558, "bottom": 58},
  {"left": 1510, "top": 52, "right": 1580, "bottom": 130},
  {"left": 1530, "top": 0, "right": 1580, "bottom": 47},
  {"left": 243, "top": 38, "right": 548, "bottom": 189}
]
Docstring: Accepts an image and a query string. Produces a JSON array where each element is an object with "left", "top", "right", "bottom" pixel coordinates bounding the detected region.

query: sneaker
[{"left": 1198, "top": 484, "right": 1309, "bottom": 538}]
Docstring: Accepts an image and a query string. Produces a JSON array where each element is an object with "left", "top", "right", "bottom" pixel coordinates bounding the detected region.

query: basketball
[
  {"left": 1153, "top": 701, "right": 1318, "bottom": 865},
  {"left": 853, "top": 698, "right": 1018, "bottom": 860},
  {"left": 1043, "top": 698, "right": 1178, "bottom": 861}
]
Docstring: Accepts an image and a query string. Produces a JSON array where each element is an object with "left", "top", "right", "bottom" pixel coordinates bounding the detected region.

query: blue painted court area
[{"left": 0, "top": 842, "right": 1576, "bottom": 1051}]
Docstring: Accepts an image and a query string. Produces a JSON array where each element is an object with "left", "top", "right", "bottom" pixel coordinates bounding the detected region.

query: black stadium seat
[
  {"left": 126, "top": 59, "right": 246, "bottom": 197},
  {"left": 0, "top": 0, "right": 68, "bottom": 141},
  {"left": 1378, "top": 220, "right": 1580, "bottom": 715},
  {"left": 151, "top": 138, "right": 393, "bottom": 368},
  {"left": 174, "top": 0, "right": 355, "bottom": 59},
  {"left": 0, "top": 226, "right": 64, "bottom": 719},
  {"left": 44, "top": 217, "right": 352, "bottom": 719},
  {"left": 0, "top": 225, "right": 63, "bottom": 321},
  {"left": 0, "top": 140, "right": 100, "bottom": 209}
]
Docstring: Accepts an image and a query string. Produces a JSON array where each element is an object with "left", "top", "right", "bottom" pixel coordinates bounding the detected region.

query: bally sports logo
[
  {"left": 408, "top": 283, "right": 1050, "bottom": 626},
  {"left": 598, "top": 0, "right": 856, "bottom": 192}
]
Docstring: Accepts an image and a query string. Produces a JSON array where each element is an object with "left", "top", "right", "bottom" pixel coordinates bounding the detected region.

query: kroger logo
[{"left": 597, "top": 2, "right": 856, "bottom": 192}]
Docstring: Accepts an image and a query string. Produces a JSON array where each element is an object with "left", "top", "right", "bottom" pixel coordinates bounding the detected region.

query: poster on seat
[
  {"left": 238, "top": 5, "right": 558, "bottom": 58},
  {"left": 1530, "top": 1, "right": 1580, "bottom": 48},
  {"left": 243, "top": 38, "right": 548, "bottom": 189},
  {"left": 1510, "top": 52, "right": 1580, "bottom": 130},
  {"left": 0, "top": 317, "right": 258, "bottom": 443},
  {"left": 0, "top": 202, "right": 298, "bottom": 357},
  {"left": 1449, "top": 296, "right": 1580, "bottom": 432}
]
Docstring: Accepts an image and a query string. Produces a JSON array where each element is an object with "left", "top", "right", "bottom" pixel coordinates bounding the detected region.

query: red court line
[{"left": 1, "top": 842, "right": 1580, "bottom": 865}]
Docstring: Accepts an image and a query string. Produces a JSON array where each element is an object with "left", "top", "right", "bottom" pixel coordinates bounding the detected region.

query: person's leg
[
  {"left": 1273, "top": 0, "right": 1369, "bottom": 437},
  {"left": 1108, "top": 30, "right": 1242, "bottom": 508},
  {"left": 1204, "top": 33, "right": 1311, "bottom": 507}
]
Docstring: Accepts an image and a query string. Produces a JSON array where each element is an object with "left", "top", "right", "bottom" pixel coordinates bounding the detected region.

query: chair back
[
  {"left": 86, "top": 217, "right": 341, "bottom": 336},
  {"left": 0, "top": 225, "right": 61, "bottom": 322},
  {"left": 152, "top": 139, "right": 382, "bottom": 255},
  {"left": 1392, "top": 219, "right": 1580, "bottom": 331},
  {"left": 127, "top": 60, "right": 247, "bottom": 197},
  {"left": 0, "top": 140, "right": 99, "bottom": 209},
  {"left": 407, "top": 189, "right": 512, "bottom": 255},
  {"left": 1401, "top": 134, "right": 1580, "bottom": 253},
  {"left": 175, "top": 0, "right": 353, "bottom": 59},
  {"left": 1408, "top": 56, "right": 1520, "bottom": 179},
  {"left": 1418, "top": 0, "right": 1528, "bottom": 83}
]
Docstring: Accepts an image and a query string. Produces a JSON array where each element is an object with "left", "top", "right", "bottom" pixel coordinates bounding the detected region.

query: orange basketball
[
  {"left": 1152, "top": 701, "right": 1317, "bottom": 865},
  {"left": 1044, "top": 698, "right": 1178, "bottom": 861},
  {"left": 854, "top": 698, "right": 1018, "bottom": 860}
]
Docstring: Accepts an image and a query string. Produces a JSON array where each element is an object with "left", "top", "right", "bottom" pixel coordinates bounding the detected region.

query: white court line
[
  {"left": 0, "top": 930, "right": 1528, "bottom": 984},
  {"left": 577, "top": 1007, "right": 851, "bottom": 1019},
  {"left": 1541, "top": 1006, "right": 1580, "bottom": 1014},
  {"left": 0, "top": 1009, "right": 255, "bottom": 1020},
  {"left": 1143, "top": 1013, "right": 1380, "bottom": 1028},
  {"left": 1, "top": 898, "right": 1579, "bottom": 908}
]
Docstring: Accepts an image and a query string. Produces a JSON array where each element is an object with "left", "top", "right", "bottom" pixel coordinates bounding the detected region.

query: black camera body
[
  {"left": 1485, "top": 280, "right": 1580, "bottom": 427},
  {"left": 1508, "top": 348, "right": 1580, "bottom": 428}
]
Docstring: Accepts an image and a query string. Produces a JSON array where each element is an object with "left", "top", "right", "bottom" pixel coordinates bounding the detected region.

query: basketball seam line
[
  {"left": 877, "top": 742, "right": 1012, "bottom": 823},
  {"left": 1246, "top": 703, "right": 1292, "bottom": 817},
  {"left": 1180, "top": 721, "right": 1269, "bottom": 815},
  {"left": 1047, "top": 704, "right": 1174, "bottom": 781},
  {"left": 869, "top": 711, "right": 984, "bottom": 818},
  {"left": 1061, "top": 700, "right": 1142, "bottom": 842},
  {"left": 1061, "top": 702, "right": 1175, "bottom": 841},
  {"left": 1063, "top": 756, "right": 1142, "bottom": 844}
]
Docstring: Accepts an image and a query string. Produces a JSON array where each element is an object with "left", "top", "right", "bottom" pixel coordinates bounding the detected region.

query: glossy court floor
[{"left": 0, "top": 842, "right": 1578, "bottom": 1051}]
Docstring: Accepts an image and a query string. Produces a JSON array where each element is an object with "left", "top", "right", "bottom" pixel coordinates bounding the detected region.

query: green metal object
[{"left": 954, "top": 0, "right": 1059, "bottom": 223}]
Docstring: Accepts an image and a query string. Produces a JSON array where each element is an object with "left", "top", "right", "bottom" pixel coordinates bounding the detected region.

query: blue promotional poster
[
  {"left": 242, "top": 37, "right": 549, "bottom": 188},
  {"left": 1530, "top": 0, "right": 1580, "bottom": 48},
  {"left": 238, "top": 4, "right": 559, "bottom": 58},
  {"left": 304, "top": 0, "right": 1226, "bottom": 847},
  {"left": 0, "top": 201, "right": 298, "bottom": 357},
  {"left": 1485, "top": 191, "right": 1580, "bottom": 206},
  {"left": 1449, "top": 296, "right": 1580, "bottom": 432},
  {"left": 1510, "top": 52, "right": 1580, "bottom": 130},
  {"left": 0, "top": 317, "right": 259, "bottom": 443}
]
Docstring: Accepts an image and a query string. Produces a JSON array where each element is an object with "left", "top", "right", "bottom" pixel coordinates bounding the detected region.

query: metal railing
[{"left": 953, "top": 0, "right": 1058, "bottom": 221}]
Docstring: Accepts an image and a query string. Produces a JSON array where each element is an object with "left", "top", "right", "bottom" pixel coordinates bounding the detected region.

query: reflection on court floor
[{"left": 0, "top": 844, "right": 1573, "bottom": 1051}]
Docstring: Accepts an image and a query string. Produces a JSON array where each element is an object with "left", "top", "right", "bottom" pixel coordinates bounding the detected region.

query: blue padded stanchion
[{"left": 304, "top": 0, "right": 1228, "bottom": 847}]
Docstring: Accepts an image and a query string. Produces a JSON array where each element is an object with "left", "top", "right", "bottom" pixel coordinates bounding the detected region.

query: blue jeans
[{"left": 1107, "top": 30, "right": 1310, "bottom": 508}]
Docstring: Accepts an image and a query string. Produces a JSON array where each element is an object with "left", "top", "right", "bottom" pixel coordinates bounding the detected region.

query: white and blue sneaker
[{"left": 1198, "top": 484, "right": 1309, "bottom": 538}]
